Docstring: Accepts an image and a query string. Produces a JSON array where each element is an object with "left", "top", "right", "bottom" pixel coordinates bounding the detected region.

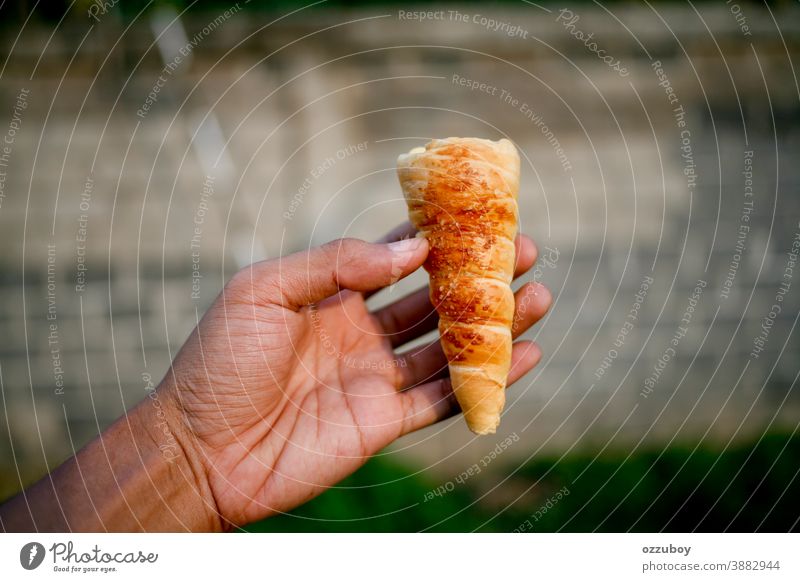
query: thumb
[{"left": 275, "top": 236, "right": 428, "bottom": 310}]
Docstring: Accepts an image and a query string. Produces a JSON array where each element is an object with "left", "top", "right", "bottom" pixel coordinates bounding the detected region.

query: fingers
[
  {"left": 376, "top": 222, "right": 538, "bottom": 271},
  {"left": 394, "top": 281, "right": 552, "bottom": 388},
  {"left": 399, "top": 341, "right": 542, "bottom": 437},
  {"left": 513, "top": 233, "right": 538, "bottom": 277},
  {"left": 247, "top": 237, "right": 429, "bottom": 310},
  {"left": 395, "top": 339, "right": 447, "bottom": 390},
  {"left": 375, "top": 233, "right": 540, "bottom": 347},
  {"left": 510, "top": 282, "right": 552, "bottom": 338},
  {"left": 374, "top": 288, "right": 440, "bottom": 348},
  {"left": 362, "top": 222, "right": 421, "bottom": 300}
]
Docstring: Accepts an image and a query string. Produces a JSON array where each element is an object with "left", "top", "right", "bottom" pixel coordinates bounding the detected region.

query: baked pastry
[{"left": 397, "top": 137, "right": 520, "bottom": 434}]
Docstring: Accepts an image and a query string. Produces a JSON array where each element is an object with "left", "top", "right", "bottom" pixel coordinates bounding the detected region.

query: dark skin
[{"left": 0, "top": 223, "right": 551, "bottom": 532}]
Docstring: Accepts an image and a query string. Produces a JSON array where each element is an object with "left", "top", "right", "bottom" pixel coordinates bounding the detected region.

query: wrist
[
  {"left": 140, "top": 377, "right": 229, "bottom": 532},
  {"left": 0, "top": 385, "right": 228, "bottom": 532}
]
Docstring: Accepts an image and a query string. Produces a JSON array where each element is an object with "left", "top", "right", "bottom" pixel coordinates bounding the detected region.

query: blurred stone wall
[{"left": 1, "top": 3, "right": 799, "bottom": 496}]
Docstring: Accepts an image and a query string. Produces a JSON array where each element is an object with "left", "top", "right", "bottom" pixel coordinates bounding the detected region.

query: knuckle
[
  {"left": 327, "top": 237, "right": 368, "bottom": 269},
  {"left": 325, "top": 237, "right": 349, "bottom": 249},
  {"left": 333, "top": 237, "right": 365, "bottom": 254},
  {"left": 225, "top": 266, "right": 252, "bottom": 295},
  {"left": 225, "top": 263, "right": 280, "bottom": 305}
]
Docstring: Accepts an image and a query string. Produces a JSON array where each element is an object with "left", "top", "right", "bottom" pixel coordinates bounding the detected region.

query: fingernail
[
  {"left": 387, "top": 237, "right": 425, "bottom": 254},
  {"left": 387, "top": 237, "right": 426, "bottom": 285}
]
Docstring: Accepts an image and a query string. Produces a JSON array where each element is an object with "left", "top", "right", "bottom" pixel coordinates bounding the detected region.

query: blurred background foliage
[{"left": 244, "top": 431, "right": 800, "bottom": 532}]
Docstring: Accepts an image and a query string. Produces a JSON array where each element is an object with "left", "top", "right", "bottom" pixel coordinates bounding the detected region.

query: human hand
[{"left": 160, "top": 224, "right": 552, "bottom": 529}]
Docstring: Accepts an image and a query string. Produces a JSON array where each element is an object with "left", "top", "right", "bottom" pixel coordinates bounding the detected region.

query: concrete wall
[{"left": 0, "top": 3, "right": 799, "bottom": 495}]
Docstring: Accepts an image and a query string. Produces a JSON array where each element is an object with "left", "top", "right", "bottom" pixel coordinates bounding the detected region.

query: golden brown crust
[{"left": 397, "top": 137, "right": 520, "bottom": 434}]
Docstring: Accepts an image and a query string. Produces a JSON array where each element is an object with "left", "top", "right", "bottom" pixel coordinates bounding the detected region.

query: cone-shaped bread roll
[{"left": 397, "top": 137, "right": 520, "bottom": 434}]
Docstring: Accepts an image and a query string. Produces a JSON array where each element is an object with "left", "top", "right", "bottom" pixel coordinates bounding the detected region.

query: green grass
[{"left": 242, "top": 432, "right": 800, "bottom": 532}]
